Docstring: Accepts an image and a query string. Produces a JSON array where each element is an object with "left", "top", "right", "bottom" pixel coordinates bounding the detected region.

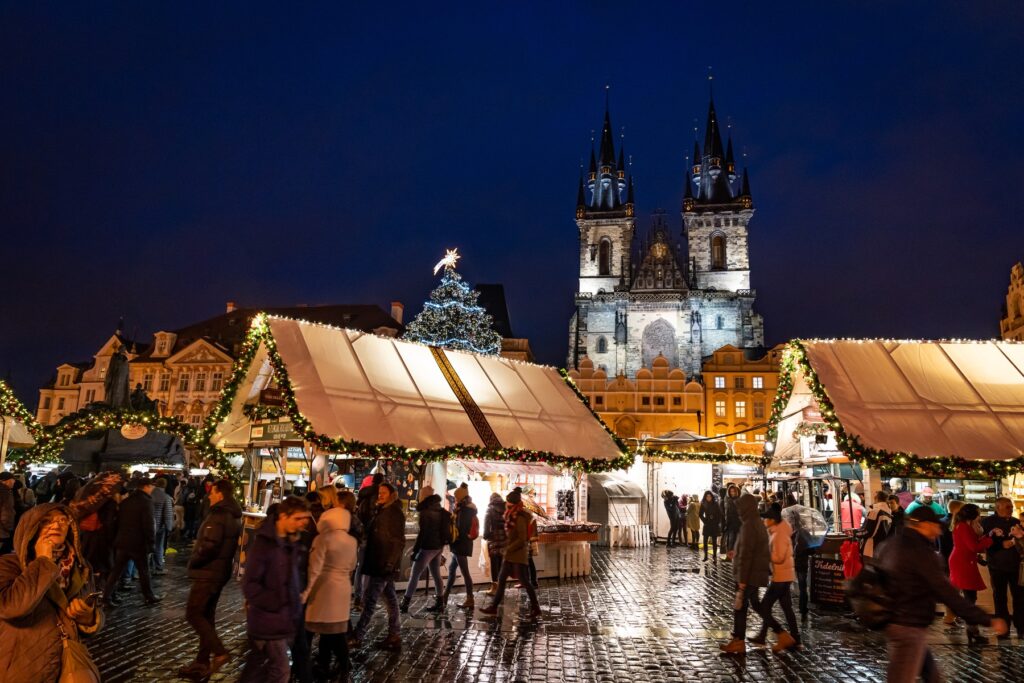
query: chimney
[
  {"left": 390, "top": 301, "right": 404, "bottom": 324},
  {"left": 226, "top": 301, "right": 237, "bottom": 313}
]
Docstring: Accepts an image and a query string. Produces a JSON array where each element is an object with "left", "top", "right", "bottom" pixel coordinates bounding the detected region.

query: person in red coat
[{"left": 948, "top": 503, "right": 993, "bottom": 642}]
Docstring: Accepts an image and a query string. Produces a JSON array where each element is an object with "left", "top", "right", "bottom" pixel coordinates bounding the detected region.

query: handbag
[{"left": 57, "top": 621, "right": 101, "bottom": 683}]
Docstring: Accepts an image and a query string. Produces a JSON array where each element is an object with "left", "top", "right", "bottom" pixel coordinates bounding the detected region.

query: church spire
[
  {"left": 725, "top": 137, "right": 736, "bottom": 180},
  {"left": 580, "top": 94, "right": 627, "bottom": 214}
]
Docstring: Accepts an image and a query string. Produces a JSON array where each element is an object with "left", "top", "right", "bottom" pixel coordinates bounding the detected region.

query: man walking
[
  {"left": 720, "top": 493, "right": 770, "bottom": 654},
  {"left": 480, "top": 488, "right": 542, "bottom": 620},
  {"left": 179, "top": 480, "right": 242, "bottom": 680},
  {"left": 0, "top": 473, "right": 16, "bottom": 554},
  {"left": 349, "top": 482, "right": 406, "bottom": 651},
  {"left": 879, "top": 506, "right": 1005, "bottom": 682},
  {"left": 981, "top": 497, "right": 1024, "bottom": 639},
  {"left": 149, "top": 477, "right": 175, "bottom": 574},
  {"left": 103, "top": 476, "right": 161, "bottom": 606},
  {"left": 401, "top": 491, "right": 450, "bottom": 613},
  {"left": 240, "top": 496, "right": 311, "bottom": 683}
]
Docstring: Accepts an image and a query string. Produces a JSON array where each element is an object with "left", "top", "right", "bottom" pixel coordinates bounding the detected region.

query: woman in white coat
[{"left": 303, "top": 505, "right": 357, "bottom": 680}]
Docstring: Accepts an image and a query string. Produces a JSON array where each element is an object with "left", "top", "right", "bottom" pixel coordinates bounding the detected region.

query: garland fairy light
[
  {"left": 0, "top": 378, "right": 45, "bottom": 443},
  {"left": 201, "top": 314, "right": 635, "bottom": 474},
  {"left": 767, "top": 340, "right": 1024, "bottom": 479}
]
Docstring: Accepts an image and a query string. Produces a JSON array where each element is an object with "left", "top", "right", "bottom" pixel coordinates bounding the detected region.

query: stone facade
[{"left": 1001, "top": 262, "right": 1024, "bottom": 341}]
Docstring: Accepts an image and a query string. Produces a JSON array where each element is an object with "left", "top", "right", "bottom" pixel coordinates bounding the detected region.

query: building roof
[{"left": 475, "top": 284, "right": 515, "bottom": 338}]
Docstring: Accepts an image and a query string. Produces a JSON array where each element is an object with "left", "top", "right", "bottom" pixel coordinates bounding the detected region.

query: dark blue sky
[{"left": 2, "top": 3, "right": 1023, "bottom": 404}]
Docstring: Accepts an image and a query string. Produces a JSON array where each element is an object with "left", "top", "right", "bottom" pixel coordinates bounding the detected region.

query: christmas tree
[{"left": 404, "top": 249, "right": 503, "bottom": 355}]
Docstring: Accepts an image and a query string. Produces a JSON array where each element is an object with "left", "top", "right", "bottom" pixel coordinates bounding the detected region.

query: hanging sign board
[{"left": 250, "top": 419, "right": 302, "bottom": 445}]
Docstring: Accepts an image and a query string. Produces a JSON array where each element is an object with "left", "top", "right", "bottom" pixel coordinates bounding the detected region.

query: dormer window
[{"left": 157, "top": 340, "right": 167, "bottom": 355}]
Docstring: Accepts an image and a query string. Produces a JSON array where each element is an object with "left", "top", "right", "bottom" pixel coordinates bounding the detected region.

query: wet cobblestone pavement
[{"left": 90, "top": 543, "right": 1024, "bottom": 681}]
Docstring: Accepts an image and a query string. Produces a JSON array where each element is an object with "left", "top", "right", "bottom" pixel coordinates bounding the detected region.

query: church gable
[{"left": 631, "top": 221, "right": 687, "bottom": 293}]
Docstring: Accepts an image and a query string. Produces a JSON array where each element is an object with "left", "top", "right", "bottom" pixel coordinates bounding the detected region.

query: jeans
[
  {"left": 989, "top": 568, "right": 1024, "bottom": 635},
  {"left": 703, "top": 533, "right": 718, "bottom": 559},
  {"left": 666, "top": 517, "right": 682, "bottom": 545},
  {"left": 724, "top": 527, "right": 740, "bottom": 552},
  {"left": 731, "top": 584, "right": 761, "bottom": 639},
  {"left": 291, "top": 610, "right": 313, "bottom": 683},
  {"left": 404, "top": 548, "right": 443, "bottom": 601},
  {"left": 490, "top": 560, "right": 539, "bottom": 610},
  {"left": 352, "top": 544, "right": 367, "bottom": 602},
  {"left": 239, "top": 637, "right": 290, "bottom": 683},
  {"left": 885, "top": 623, "right": 941, "bottom": 683},
  {"left": 354, "top": 577, "right": 400, "bottom": 639},
  {"left": 152, "top": 528, "right": 168, "bottom": 570},
  {"left": 445, "top": 554, "right": 473, "bottom": 596},
  {"left": 105, "top": 550, "right": 156, "bottom": 601},
  {"left": 186, "top": 580, "right": 228, "bottom": 663},
  {"left": 489, "top": 553, "right": 503, "bottom": 583},
  {"left": 962, "top": 589, "right": 979, "bottom": 635},
  {"left": 754, "top": 581, "right": 800, "bottom": 641}
]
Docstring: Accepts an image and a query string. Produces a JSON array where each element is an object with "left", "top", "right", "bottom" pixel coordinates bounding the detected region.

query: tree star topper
[{"left": 433, "top": 248, "right": 461, "bottom": 275}]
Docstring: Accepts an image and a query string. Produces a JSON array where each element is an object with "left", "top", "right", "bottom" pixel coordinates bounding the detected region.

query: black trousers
[
  {"left": 732, "top": 584, "right": 761, "bottom": 639},
  {"left": 105, "top": 549, "right": 155, "bottom": 600},
  {"left": 795, "top": 552, "right": 810, "bottom": 614},
  {"left": 315, "top": 633, "right": 350, "bottom": 679},
  {"left": 489, "top": 553, "right": 503, "bottom": 583},
  {"left": 667, "top": 518, "right": 682, "bottom": 545},
  {"left": 754, "top": 581, "right": 800, "bottom": 642},
  {"left": 703, "top": 533, "right": 718, "bottom": 558},
  {"left": 186, "top": 580, "right": 228, "bottom": 663},
  {"left": 989, "top": 568, "right": 1024, "bottom": 635},
  {"left": 491, "top": 560, "right": 539, "bottom": 610}
]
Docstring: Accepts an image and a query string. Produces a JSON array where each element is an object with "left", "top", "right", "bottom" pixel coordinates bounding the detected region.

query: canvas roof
[
  {"left": 211, "top": 316, "right": 623, "bottom": 462},
  {"left": 774, "top": 340, "right": 1024, "bottom": 462},
  {"left": 0, "top": 418, "right": 36, "bottom": 448}
]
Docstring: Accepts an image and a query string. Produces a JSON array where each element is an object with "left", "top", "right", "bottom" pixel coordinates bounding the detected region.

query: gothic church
[{"left": 567, "top": 96, "right": 765, "bottom": 379}]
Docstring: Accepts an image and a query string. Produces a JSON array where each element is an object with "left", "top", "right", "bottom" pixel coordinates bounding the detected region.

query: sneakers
[
  {"left": 719, "top": 638, "right": 746, "bottom": 655},
  {"left": 772, "top": 631, "right": 798, "bottom": 653}
]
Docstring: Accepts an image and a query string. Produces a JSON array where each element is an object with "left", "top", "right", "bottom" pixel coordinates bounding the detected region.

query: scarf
[{"left": 504, "top": 503, "right": 523, "bottom": 534}]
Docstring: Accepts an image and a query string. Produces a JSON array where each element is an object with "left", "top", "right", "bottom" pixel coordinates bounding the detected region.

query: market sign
[
  {"left": 120, "top": 424, "right": 148, "bottom": 440},
  {"left": 249, "top": 419, "right": 302, "bottom": 445}
]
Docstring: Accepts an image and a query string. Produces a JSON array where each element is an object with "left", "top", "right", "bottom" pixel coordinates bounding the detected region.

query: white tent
[
  {"left": 209, "top": 315, "right": 626, "bottom": 467},
  {"left": 770, "top": 340, "right": 1024, "bottom": 471},
  {"left": 1, "top": 380, "right": 40, "bottom": 468}
]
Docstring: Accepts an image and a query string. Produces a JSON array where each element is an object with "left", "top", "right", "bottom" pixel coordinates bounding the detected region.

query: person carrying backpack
[
  {"left": 860, "top": 490, "right": 893, "bottom": 558},
  {"left": 878, "top": 506, "right": 1006, "bottom": 682},
  {"left": 479, "top": 488, "right": 542, "bottom": 620},
  {"left": 401, "top": 491, "right": 450, "bottom": 613},
  {"left": 442, "top": 483, "right": 479, "bottom": 609}
]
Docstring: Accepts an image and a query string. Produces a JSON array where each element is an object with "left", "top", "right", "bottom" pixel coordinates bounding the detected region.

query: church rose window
[{"left": 599, "top": 239, "right": 611, "bottom": 276}]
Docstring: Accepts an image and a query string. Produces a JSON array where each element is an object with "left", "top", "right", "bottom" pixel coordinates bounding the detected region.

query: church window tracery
[{"left": 596, "top": 336, "right": 608, "bottom": 354}]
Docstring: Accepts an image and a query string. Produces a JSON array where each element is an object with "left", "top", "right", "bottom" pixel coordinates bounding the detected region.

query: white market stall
[
  {"left": 767, "top": 339, "right": 1024, "bottom": 609},
  {"left": 207, "top": 314, "right": 629, "bottom": 583},
  {"left": 0, "top": 380, "right": 42, "bottom": 470}
]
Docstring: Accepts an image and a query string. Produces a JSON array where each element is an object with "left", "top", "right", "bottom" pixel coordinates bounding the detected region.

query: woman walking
[
  {"left": 699, "top": 491, "right": 723, "bottom": 561},
  {"left": 482, "top": 493, "right": 507, "bottom": 595},
  {"left": 443, "top": 484, "right": 478, "bottom": 609},
  {"left": 303, "top": 504, "right": 357, "bottom": 681},
  {"left": 751, "top": 503, "right": 800, "bottom": 652},
  {"left": 662, "top": 490, "right": 682, "bottom": 547},
  {"left": 948, "top": 503, "right": 993, "bottom": 643}
]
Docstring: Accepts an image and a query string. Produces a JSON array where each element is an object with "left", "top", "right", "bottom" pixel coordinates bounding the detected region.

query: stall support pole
[{"left": 0, "top": 417, "right": 10, "bottom": 471}]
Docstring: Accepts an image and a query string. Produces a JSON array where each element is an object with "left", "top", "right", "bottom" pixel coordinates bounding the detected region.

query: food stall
[
  {"left": 767, "top": 339, "right": 1024, "bottom": 608},
  {"left": 206, "top": 314, "right": 628, "bottom": 584}
]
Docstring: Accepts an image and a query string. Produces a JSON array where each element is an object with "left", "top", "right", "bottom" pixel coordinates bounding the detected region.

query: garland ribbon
[{"left": 429, "top": 347, "right": 502, "bottom": 450}]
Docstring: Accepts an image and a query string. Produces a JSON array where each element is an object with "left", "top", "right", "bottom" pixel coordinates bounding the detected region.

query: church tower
[{"left": 683, "top": 96, "right": 754, "bottom": 293}]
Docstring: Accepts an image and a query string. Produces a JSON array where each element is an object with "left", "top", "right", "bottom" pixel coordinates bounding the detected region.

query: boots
[
  {"left": 719, "top": 638, "right": 745, "bottom": 654},
  {"left": 427, "top": 597, "right": 445, "bottom": 612},
  {"left": 485, "top": 582, "right": 498, "bottom": 596},
  {"left": 399, "top": 596, "right": 410, "bottom": 613},
  {"left": 772, "top": 631, "right": 798, "bottom": 653},
  {"left": 461, "top": 594, "right": 475, "bottom": 609}
]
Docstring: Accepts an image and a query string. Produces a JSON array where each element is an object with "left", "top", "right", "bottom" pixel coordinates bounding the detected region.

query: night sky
[{"left": 3, "top": 3, "right": 1023, "bottom": 405}]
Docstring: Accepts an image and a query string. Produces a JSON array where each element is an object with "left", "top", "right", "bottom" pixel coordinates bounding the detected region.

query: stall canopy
[
  {"left": 209, "top": 315, "right": 627, "bottom": 470},
  {"left": 0, "top": 379, "right": 40, "bottom": 449},
  {"left": 642, "top": 429, "right": 763, "bottom": 466},
  {"left": 769, "top": 339, "right": 1024, "bottom": 477}
]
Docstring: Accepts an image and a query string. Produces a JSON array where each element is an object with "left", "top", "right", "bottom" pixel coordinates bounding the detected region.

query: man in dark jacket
[
  {"left": 103, "top": 477, "right": 160, "bottom": 605},
  {"left": 149, "top": 477, "right": 175, "bottom": 574},
  {"left": 401, "top": 492, "right": 451, "bottom": 613},
  {"left": 350, "top": 482, "right": 406, "bottom": 651},
  {"left": 443, "top": 484, "right": 478, "bottom": 609},
  {"left": 879, "top": 506, "right": 1005, "bottom": 681},
  {"left": 353, "top": 473, "right": 384, "bottom": 606},
  {"left": 980, "top": 497, "right": 1024, "bottom": 639},
  {"left": 720, "top": 493, "right": 770, "bottom": 654},
  {"left": 240, "top": 496, "right": 310, "bottom": 683},
  {"left": 179, "top": 480, "right": 242, "bottom": 680},
  {"left": 0, "top": 472, "right": 16, "bottom": 554}
]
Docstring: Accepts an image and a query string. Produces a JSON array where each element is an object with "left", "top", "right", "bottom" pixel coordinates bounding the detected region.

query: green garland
[
  {"left": 0, "top": 379, "right": 45, "bottom": 444},
  {"left": 201, "top": 314, "right": 635, "bottom": 474},
  {"left": 791, "top": 421, "right": 831, "bottom": 440},
  {"left": 767, "top": 340, "right": 1024, "bottom": 479},
  {"left": 641, "top": 448, "right": 765, "bottom": 467}
]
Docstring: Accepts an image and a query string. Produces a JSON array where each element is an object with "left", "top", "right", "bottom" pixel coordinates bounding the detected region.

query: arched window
[
  {"left": 711, "top": 234, "right": 726, "bottom": 270},
  {"left": 716, "top": 315, "right": 724, "bottom": 330},
  {"left": 596, "top": 336, "right": 608, "bottom": 354},
  {"left": 598, "top": 239, "right": 612, "bottom": 276}
]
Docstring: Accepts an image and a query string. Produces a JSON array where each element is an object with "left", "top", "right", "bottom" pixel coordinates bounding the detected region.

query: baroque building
[
  {"left": 702, "top": 344, "right": 784, "bottom": 444},
  {"left": 1001, "top": 262, "right": 1024, "bottom": 341},
  {"left": 567, "top": 96, "right": 765, "bottom": 380}
]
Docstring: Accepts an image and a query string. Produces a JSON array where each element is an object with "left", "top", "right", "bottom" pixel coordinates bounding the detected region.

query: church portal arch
[{"left": 641, "top": 319, "right": 678, "bottom": 369}]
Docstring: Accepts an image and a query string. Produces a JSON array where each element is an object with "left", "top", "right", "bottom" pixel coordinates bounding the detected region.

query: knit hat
[
  {"left": 760, "top": 502, "right": 782, "bottom": 523},
  {"left": 453, "top": 483, "right": 469, "bottom": 503},
  {"left": 907, "top": 506, "right": 941, "bottom": 524},
  {"left": 0, "top": 472, "right": 13, "bottom": 482},
  {"left": 418, "top": 485, "right": 434, "bottom": 502},
  {"left": 506, "top": 488, "right": 522, "bottom": 504}
]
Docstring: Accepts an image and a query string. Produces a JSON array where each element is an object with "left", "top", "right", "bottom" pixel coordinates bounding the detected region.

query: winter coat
[
  {"left": 732, "top": 493, "right": 770, "bottom": 587},
  {"left": 686, "top": 501, "right": 700, "bottom": 530},
  {"left": 879, "top": 526, "right": 991, "bottom": 628},
  {"left": 412, "top": 495, "right": 451, "bottom": 554},
  {"left": 768, "top": 519, "right": 796, "bottom": 583},
  {"left": 303, "top": 507, "right": 357, "bottom": 632},
  {"left": 981, "top": 514, "right": 1024, "bottom": 573},
  {"left": 242, "top": 518, "right": 302, "bottom": 640},
  {"left": 450, "top": 499, "right": 478, "bottom": 557},
  {"left": 188, "top": 498, "right": 242, "bottom": 583},
  {"left": 860, "top": 503, "right": 893, "bottom": 558},
  {"left": 948, "top": 522, "right": 993, "bottom": 592},
  {"left": 113, "top": 489, "right": 155, "bottom": 555},
  {"left": 362, "top": 500, "right": 406, "bottom": 578},
  {"left": 0, "top": 486, "right": 15, "bottom": 539},
  {"left": 663, "top": 495, "right": 681, "bottom": 521},
  {"left": 0, "top": 503, "right": 103, "bottom": 683},
  {"left": 503, "top": 508, "right": 532, "bottom": 565},
  {"left": 724, "top": 494, "right": 742, "bottom": 533},
  {"left": 356, "top": 484, "right": 380, "bottom": 528},
  {"left": 483, "top": 496, "right": 507, "bottom": 556},
  {"left": 905, "top": 499, "right": 946, "bottom": 518},
  {"left": 838, "top": 497, "right": 866, "bottom": 532},
  {"left": 150, "top": 486, "right": 175, "bottom": 534},
  {"left": 699, "top": 495, "right": 722, "bottom": 536}
]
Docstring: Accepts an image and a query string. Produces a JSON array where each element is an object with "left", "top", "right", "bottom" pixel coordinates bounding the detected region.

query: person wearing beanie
[
  {"left": 418, "top": 485, "right": 435, "bottom": 503},
  {"left": 479, "top": 489, "right": 541, "bottom": 620},
  {"left": 150, "top": 476, "right": 175, "bottom": 574},
  {"left": 750, "top": 503, "right": 800, "bottom": 652},
  {"left": 443, "top": 483, "right": 479, "bottom": 609}
]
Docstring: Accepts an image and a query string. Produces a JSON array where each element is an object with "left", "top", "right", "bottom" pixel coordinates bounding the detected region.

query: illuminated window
[
  {"left": 735, "top": 433, "right": 747, "bottom": 442},
  {"left": 714, "top": 376, "right": 725, "bottom": 389},
  {"left": 755, "top": 434, "right": 766, "bottom": 443},
  {"left": 178, "top": 374, "right": 190, "bottom": 392},
  {"left": 715, "top": 400, "right": 726, "bottom": 418},
  {"left": 143, "top": 374, "right": 153, "bottom": 391},
  {"left": 735, "top": 401, "right": 747, "bottom": 418},
  {"left": 159, "top": 374, "right": 170, "bottom": 392},
  {"left": 752, "top": 376, "right": 764, "bottom": 389}
]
